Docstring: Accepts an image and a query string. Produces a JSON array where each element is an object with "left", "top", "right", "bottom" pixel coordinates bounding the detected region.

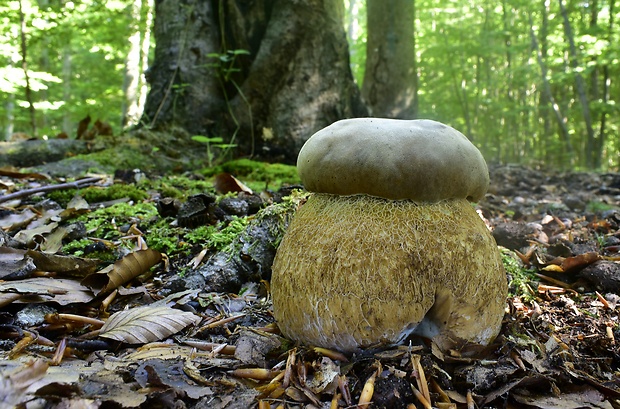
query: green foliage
[
  {"left": 186, "top": 216, "right": 249, "bottom": 252},
  {"left": 191, "top": 135, "right": 237, "bottom": 167},
  {"left": 586, "top": 200, "right": 618, "bottom": 214},
  {"left": 144, "top": 175, "right": 215, "bottom": 199},
  {"left": 0, "top": 0, "right": 138, "bottom": 139},
  {"left": 346, "top": 0, "right": 620, "bottom": 170},
  {"left": 83, "top": 184, "right": 148, "bottom": 203},
  {"left": 68, "top": 145, "right": 155, "bottom": 172},
  {"left": 76, "top": 202, "right": 158, "bottom": 241},
  {"left": 3, "top": 0, "right": 618, "bottom": 170},
  {"left": 46, "top": 183, "right": 147, "bottom": 207},
  {"left": 502, "top": 248, "right": 539, "bottom": 301},
  {"left": 204, "top": 159, "right": 300, "bottom": 189},
  {"left": 204, "top": 48, "right": 254, "bottom": 161},
  {"left": 61, "top": 238, "right": 117, "bottom": 262}
]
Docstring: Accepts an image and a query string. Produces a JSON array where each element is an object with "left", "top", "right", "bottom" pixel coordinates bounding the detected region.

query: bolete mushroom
[{"left": 271, "top": 118, "right": 507, "bottom": 353}]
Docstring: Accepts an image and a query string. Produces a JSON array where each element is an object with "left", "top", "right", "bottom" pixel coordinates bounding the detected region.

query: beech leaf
[
  {"left": 81, "top": 249, "right": 162, "bottom": 294},
  {"left": 99, "top": 306, "right": 202, "bottom": 343}
]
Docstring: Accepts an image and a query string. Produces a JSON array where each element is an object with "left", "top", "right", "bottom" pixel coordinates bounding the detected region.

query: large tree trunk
[
  {"left": 142, "top": 0, "right": 367, "bottom": 164},
  {"left": 362, "top": 0, "right": 417, "bottom": 119}
]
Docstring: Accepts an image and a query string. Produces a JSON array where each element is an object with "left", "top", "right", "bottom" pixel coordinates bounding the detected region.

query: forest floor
[{"left": 0, "top": 142, "right": 619, "bottom": 409}]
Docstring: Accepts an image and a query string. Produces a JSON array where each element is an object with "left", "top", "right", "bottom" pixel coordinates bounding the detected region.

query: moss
[
  {"left": 45, "top": 184, "right": 146, "bottom": 207},
  {"left": 586, "top": 200, "right": 617, "bottom": 214},
  {"left": 202, "top": 159, "right": 300, "bottom": 190},
  {"left": 46, "top": 188, "right": 80, "bottom": 206},
  {"left": 61, "top": 239, "right": 117, "bottom": 262},
  {"left": 186, "top": 217, "right": 249, "bottom": 252},
  {"left": 146, "top": 222, "right": 191, "bottom": 255},
  {"left": 67, "top": 147, "right": 148, "bottom": 172},
  {"left": 84, "top": 184, "right": 149, "bottom": 203},
  {"left": 76, "top": 202, "right": 159, "bottom": 242},
  {"left": 503, "top": 248, "right": 538, "bottom": 301},
  {"left": 144, "top": 175, "right": 215, "bottom": 199}
]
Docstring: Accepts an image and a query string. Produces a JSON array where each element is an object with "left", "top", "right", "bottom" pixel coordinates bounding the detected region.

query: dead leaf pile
[{"left": 0, "top": 165, "right": 619, "bottom": 408}]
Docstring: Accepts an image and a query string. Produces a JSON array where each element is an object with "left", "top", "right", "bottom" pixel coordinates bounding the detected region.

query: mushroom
[{"left": 271, "top": 118, "right": 507, "bottom": 353}]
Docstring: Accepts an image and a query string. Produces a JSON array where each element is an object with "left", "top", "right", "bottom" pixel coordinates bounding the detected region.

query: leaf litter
[{"left": 0, "top": 163, "right": 618, "bottom": 408}]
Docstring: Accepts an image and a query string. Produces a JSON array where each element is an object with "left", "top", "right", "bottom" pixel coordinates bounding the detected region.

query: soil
[{"left": 0, "top": 160, "right": 619, "bottom": 409}]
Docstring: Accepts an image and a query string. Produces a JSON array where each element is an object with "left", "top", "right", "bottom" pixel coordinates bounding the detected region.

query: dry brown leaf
[
  {"left": 560, "top": 252, "right": 602, "bottom": 273},
  {"left": 0, "top": 208, "right": 37, "bottom": 231},
  {"left": 214, "top": 173, "right": 253, "bottom": 195},
  {"left": 99, "top": 306, "right": 202, "bottom": 343},
  {"left": 81, "top": 249, "right": 162, "bottom": 294},
  {"left": 12, "top": 221, "right": 57, "bottom": 244},
  {"left": 0, "top": 277, "right": 94, "bottom": 305},
  {"left": 0, "top": 167, "right": 50, "bottom": 179},
  {"left": 0, "top": 359, "right": 48, "bottom": 407},
  {"left": 0, "top": 248, "right": 35, "bottom": 280},
  {"left": 26, "top": 250, "right": 100, "bottom": 277}
]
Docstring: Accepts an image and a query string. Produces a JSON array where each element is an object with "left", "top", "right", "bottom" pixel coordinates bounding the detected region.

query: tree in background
[
  {"left": 362, "top": 0, "right": 417, "bottom": 118},
  {"left": 121, "top": 0, "right": 153, "bottom": 128},
  {"left": 1, "top": 0, "right": 619, "bottom": 170},
  {"left": 141, "top": 0, "right": 367, "bottom": 163},
  {"left": 0, "top": 1, "right": 135, "bottom": 139}
]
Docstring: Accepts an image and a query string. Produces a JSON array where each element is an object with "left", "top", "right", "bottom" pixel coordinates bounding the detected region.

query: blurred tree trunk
[
  {"left": 121, "top": 0, "right": 144, "bottom": 128},
  {"left": 362, "top": 0, "right": 417, "bottom": 118},
  {"left": 138, "top": 0, "right": 154, "bottom": 125},
  {"left": 559, "top": 0, "right": 594, "bottom": 168},
  {"left": 61, "top": 45, "right": 71, "bottom": 135},
  {"left": 142, "top": 0, "right": 367, "bottom": 163},
  {"left": 18, "top": 0, "right": 36, "bottom": 136},
  {"left": 528, "top": 12, "right": 572, "bottom": 163},
  {"left": 122, "top": 0, "right": 153, "bottom": 129},
  {"left": 595, "top": 0, "right": 614, "bottom": 169}
]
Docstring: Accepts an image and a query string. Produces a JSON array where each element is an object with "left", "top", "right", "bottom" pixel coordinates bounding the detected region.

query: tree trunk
[
  {"left": 362, "top": 0, "right": 417, "bottom": 118},
  {"left": 596, "top": 0, "right": 614, "bottom": 168},
  {"left": 137, "top": 0, "right": 154, "bottom": 123},
  {"left": 61, "top": 45, "right": 71, "bottom": 135},
  {"left": 559, "top": 0, "right": 595, "bottom": 167},
  {"left": 18, "top": 0, "right": 36, "bottom": 137},
  {"left": 528, "top": 12, "right": 573, "bottom": 161},
  {"left": 142, "top": 0, "right": 367, "bottom": 164},
  {"left": 121, "top": 0, "right": 144, "bottom": 128}
]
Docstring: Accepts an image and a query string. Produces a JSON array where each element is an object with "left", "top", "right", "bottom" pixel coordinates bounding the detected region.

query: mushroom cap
[{"left": 297, "top": 118, "right": 490, "bottom": 202}]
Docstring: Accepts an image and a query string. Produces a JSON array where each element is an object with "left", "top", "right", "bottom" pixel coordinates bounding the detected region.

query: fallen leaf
[
  {"left": 214, "top": 173, "right": 253, "bottom": 195},
  {"left": 0, "top": 277, "right": 94, "bottom": 305},
  {"left": 26, "top": 250, "right": 100, "bottom": 277},
  {"left": 13, "top": 222, "right": 58, "bottom": 246},
  {"left": 0, "top": 248, "right": 35, "bottom": 280},
  {"left": 81, "top": 249, "right": 162, "bottom": 294},
  {"left": 0, "top": 208, "right": 37, "bottom": 231},
  {"left": 0, "top": 167, "right": 50, "bottom": 180},
  {"left": 0, "top": 359, "right": 48, "bottom": 407},
  {"left": 99, "top": 306, "right": 202, "bottom": 343}
]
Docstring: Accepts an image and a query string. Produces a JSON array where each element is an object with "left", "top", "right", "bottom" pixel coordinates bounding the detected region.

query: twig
[{"left": 0, "top": 176, "right": 102, "bottom": 204}]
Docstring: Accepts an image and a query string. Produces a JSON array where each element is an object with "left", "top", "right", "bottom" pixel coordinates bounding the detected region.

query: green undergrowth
[
  {"left": 67, "top": 146, "right": 155, "bottom": 173},
  {"left": 202, "top": 159, "right": 300, "bottom": 191},
  {"left": 60, "top": 186, "right": 304, "bottom": 262},
  {"left": 141, "top": 175, "right": 216, "bottom": 199},
  {"left": 586, "top": 200, "right": 618, "bottom": 214},
  {"left": 502, "top": 247, "right": 539, "bottom": 301},
  {"left": 47, "top": 183, "right": 149, "bottom": 206}
]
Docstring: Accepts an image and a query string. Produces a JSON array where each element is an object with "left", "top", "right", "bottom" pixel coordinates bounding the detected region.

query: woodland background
[{"left": 0, "top": 0, "right": 618, "bottom": 170}]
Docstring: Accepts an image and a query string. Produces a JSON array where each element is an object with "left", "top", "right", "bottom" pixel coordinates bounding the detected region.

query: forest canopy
[{"left": 1, "top": 0, "right": 618, "bottom": 170}]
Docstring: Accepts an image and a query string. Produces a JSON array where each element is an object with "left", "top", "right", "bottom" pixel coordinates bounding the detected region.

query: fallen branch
[{"left": 0, "top": 176, "right": 102, "bottom": 204}]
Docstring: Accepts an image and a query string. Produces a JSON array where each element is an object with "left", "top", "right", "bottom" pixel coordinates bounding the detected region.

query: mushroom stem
[{"left": 271, "top": 194, "right": 507, "bottom": 352}]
